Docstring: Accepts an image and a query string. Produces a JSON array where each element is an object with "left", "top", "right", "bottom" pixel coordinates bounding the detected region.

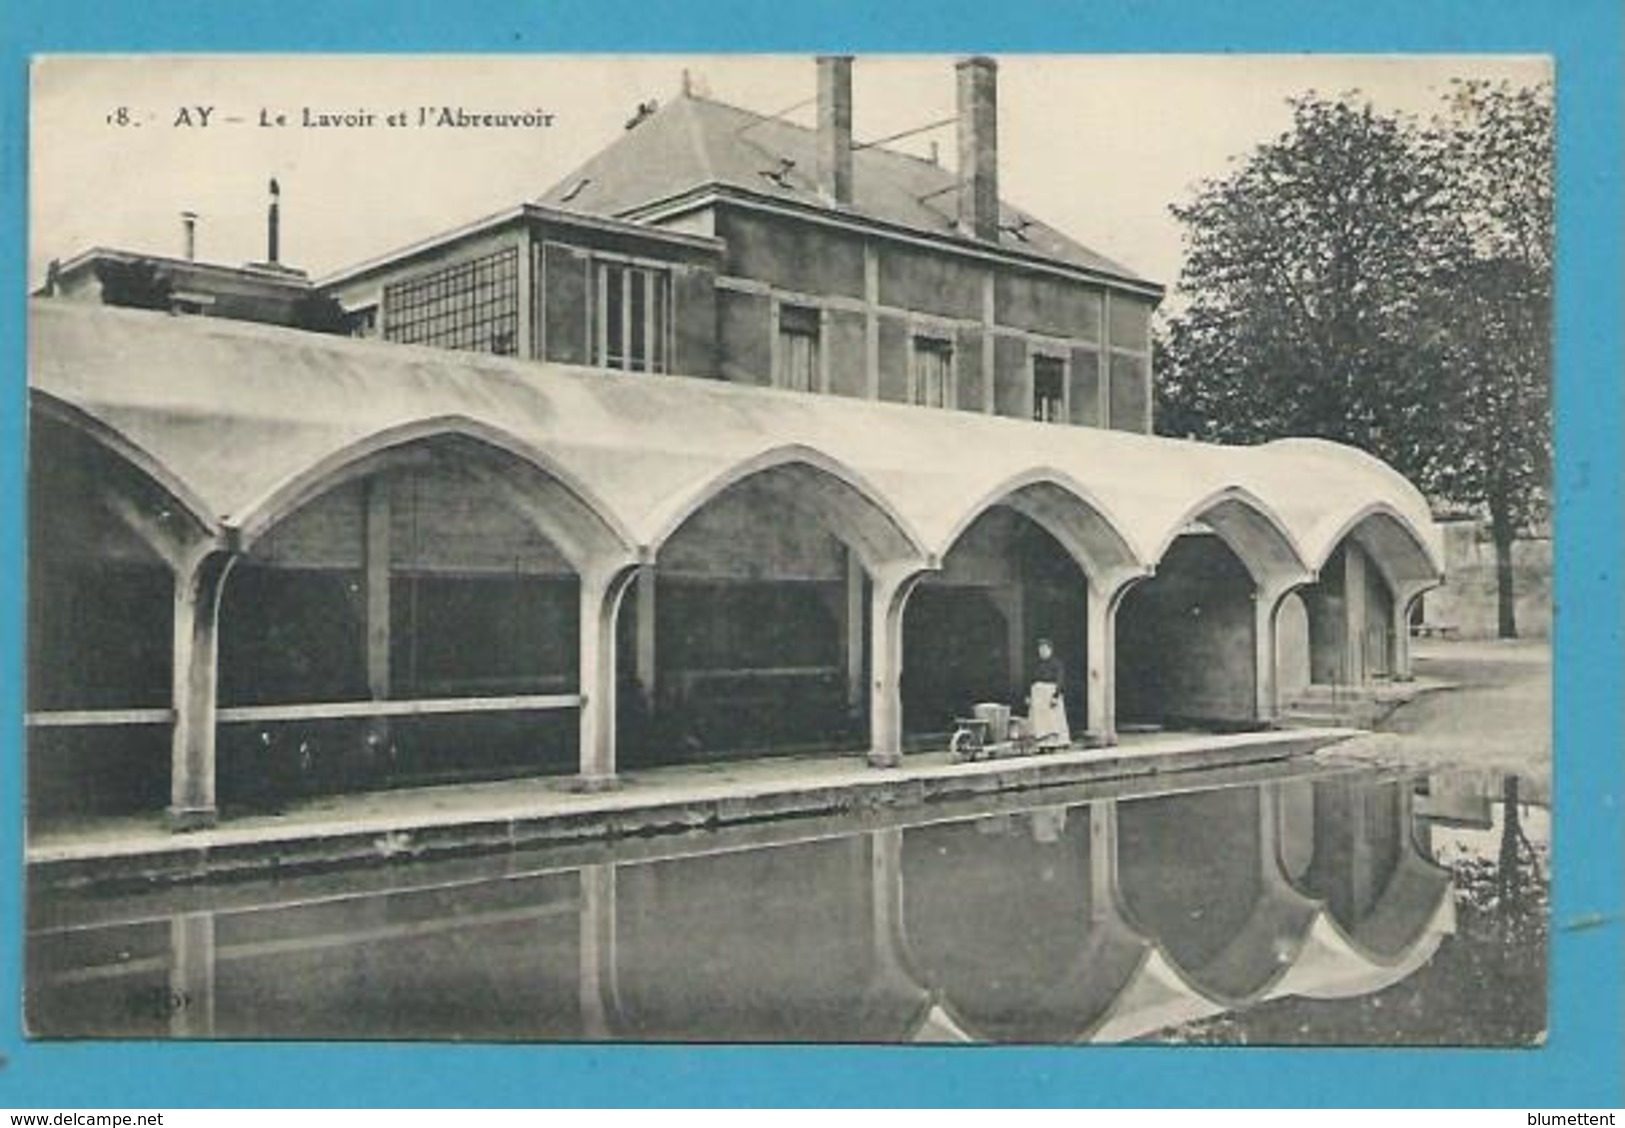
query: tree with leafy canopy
[
  {"left": 290, "top": 290, "right": 353, "bottom": 335},
  {"left": 1421, "top": 80, "right": 1553, "bottom": 638},
  {"left": 1156, "top": 83, "right": 1551, "bottom": 638},
  {"left": 93, "top": 258, "right": 174, "bottom": 311}
]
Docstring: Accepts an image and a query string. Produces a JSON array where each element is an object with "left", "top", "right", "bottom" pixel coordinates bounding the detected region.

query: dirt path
[{"left": 1326, "top": 638, "right": 1551, "bottom": 787}]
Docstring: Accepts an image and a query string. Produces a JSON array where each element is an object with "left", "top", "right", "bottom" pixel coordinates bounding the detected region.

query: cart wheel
[{"left": 950, "top": 727, "right": 983, "bottom": 762}]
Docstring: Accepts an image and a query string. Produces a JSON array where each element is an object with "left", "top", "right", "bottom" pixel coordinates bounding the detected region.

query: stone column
[
  {"left": 576, "top": 564, "right": 638, "bottom": 790},
  {"left": 845, "top": 550, "right": 865, "bottom": 711},
  {"left": 1083, "top": 580, "right": 1131, "bottom": 747},
  {"left": 868, "top": 567, "right": 925, "bottom": 767},
  {"left": 169, "top": 549, "right": 237, "bottom": 831},
  {"left": 1390, "top": 582, "right": 1434, "bottom": 683},
  {"left": 1344, "top": 543, "right": 1369, "bottom": 685},
  {"left": 1390, "top": 597, "right": 1413, "bottom": 682},
  {"left": 363, "top": 478, "right": 392, "bottom": 700},
  {"left": 633, "top": 567, "right": 657, "bottom": 701},
  {"left": 1253, "top": 583, "right": 1302, "bottom": 725}
]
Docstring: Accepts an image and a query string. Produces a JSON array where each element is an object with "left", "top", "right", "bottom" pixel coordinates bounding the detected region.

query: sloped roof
[
  {"left": 29, "top": 300, "right": 1441, "bottom": 586},
  {"left": 537, "top": 93, "right": 1155, "bottom": 289}
]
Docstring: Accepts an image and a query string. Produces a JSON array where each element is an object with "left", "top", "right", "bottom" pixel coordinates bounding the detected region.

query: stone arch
[
  {"left": 1314, "top": 502, "right": 1444, "bottom": 591},
  {"left": 1151, "top": 485, "right": 1312, "bottom": 590},
  {"left": 233, "top": 414, "right": 635, "bottom": 572},
  {"left": 646, "top": 443, "right": 928, "bottom": 571},
  {"left": 214, "top": 416, "right": 637, "bottom": 803},
  {"left": 631, "top": 446, "right": 929, "bottom": 766},
  {"left": 26, "top": 402, "right": 213, "bottom": 822},
  {"left": 936, "top": 468, "right": 1145, "bottom": 589},
  {"left": 1297, "top": 505, "right": 1442, "bottom": 689},
  {"left": 31, "top": 391, "right": 220, "bottom": 560},
  {"left": 904, "top": 470, "right": 1137, "bottom": 742}
]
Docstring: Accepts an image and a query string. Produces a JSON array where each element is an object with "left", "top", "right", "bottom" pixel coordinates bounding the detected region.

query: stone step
[
  {"left": 1279, "top": 714, "right": 1375, "bottom": 731},
  {"left": 1279, "top": 700, "right": 1385, "bottom": 728},
  {"left": 1281, "top": 715, "right": 1370, "bottom": 728},
  {"left": 1291, "top": 684, "right": 1383, "bottom": 703}
]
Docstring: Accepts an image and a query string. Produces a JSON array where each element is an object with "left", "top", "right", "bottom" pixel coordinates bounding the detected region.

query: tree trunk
[{"left": 1490, "top": 499, "right": 1518, "bottom": 639}]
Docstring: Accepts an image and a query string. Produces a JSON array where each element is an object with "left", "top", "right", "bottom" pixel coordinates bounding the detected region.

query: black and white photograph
[{"left": 24, "top": 53, "right": 1552, "bottom": 1046}]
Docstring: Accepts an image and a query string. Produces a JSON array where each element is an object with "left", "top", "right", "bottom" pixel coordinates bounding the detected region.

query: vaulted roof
[{"left": 30, "top": 300, "right": 1442, "bottom": 587}]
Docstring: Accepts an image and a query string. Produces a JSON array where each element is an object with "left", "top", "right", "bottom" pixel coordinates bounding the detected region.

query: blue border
[{"left": 1, "top": 0, "right": 1620, "bottom": 1109}]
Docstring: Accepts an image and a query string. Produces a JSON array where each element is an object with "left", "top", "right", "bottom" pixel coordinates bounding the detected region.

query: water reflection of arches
[
  {"left": 29, "top": 769, "right": 1456, "bottom": 1043},
  {"left": 897, "top": 805, "right": 1148, "bottom": 1042},
  {"left": 590, "top": 836, "right": 933, "bottom": 1042},
  {"left": 892, "top": 777, "right": 1453, "bottom": 1044},
  {"left": 577, "top": 773, "right": 1455, "bottom": 1043}
]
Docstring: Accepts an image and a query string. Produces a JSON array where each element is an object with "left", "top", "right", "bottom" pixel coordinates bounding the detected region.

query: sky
[{"left": 30, "top": 54, "right": 1549, "bottom": 304}]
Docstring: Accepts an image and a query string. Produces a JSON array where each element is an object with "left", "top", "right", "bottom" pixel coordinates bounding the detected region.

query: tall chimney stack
[
  {"left": 816, "top": 55, "right": 854, "bottom": 205},
  {"left": 181, "top": 211, "right": 198, "bottom": 261},
  {"left": 267, "top": 177, "right": 281, "bottom": 265},
  {"left": 955, "top": 56, "right": 999, "bottom": 241}
]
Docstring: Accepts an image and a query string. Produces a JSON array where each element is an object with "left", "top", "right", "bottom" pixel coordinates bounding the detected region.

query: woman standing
[{"left": 1028, "top": 637, "right": 1072, "bottom": 750}]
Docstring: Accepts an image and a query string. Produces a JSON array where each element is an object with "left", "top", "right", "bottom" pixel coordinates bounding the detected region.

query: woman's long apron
[{"left": 1027, "top": 681, "right": 1072, "bottom": 749}]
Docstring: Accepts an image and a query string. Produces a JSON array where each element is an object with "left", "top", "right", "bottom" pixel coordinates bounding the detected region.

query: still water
[{"left": 27, "top": 762, "right": 1548, "bottom": 1045}]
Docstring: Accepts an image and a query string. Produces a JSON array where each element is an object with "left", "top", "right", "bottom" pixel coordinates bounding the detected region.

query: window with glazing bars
[
  {"left": 776, "top": 304, "right": 821, "bottom": 392},
  {"left": 593, "top": 261, "right": 671, "bottom": 373},
  {"left": 911, "top": 336, "right": 953, "bottom": 409},
  {"left": 1033, "top": 355, "right": 1066, "bottom": 423},
  {"left": 382, "top": 247, "right": 519, "bottom": 356}
]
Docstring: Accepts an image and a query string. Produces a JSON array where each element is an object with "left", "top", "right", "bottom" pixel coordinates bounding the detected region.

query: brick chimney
[
  {"left": 816, "top": 55, "right": 854, "bottom": 205},
  {"left": 956, "top": 56, "right": 999, "bottom": 241}
]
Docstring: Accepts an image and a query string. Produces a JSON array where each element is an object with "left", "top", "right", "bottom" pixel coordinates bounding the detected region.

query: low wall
[{"left": 1423, "top": 522, "right": 1551, "bottom": 640}]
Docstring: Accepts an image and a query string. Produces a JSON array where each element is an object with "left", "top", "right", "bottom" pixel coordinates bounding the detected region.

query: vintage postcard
[{"left": 24, "top": 53, "right": 1551, "bottom": 1048}]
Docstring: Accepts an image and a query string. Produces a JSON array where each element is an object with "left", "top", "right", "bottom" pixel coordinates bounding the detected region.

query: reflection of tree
[
  {"left": 1496, "top": 776, "right": 1538, "bottom": 914},
  {"left": 1152, "top": 777, "right": 1548, "bottom": 1047}
]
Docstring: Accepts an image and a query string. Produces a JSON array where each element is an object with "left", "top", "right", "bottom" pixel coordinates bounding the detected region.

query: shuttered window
[
  {"left": 911, "top": 336, "right": 953, "bottom": 409},
  {"left": 776, "top": 304, "right": 821, "bottom": 392}
]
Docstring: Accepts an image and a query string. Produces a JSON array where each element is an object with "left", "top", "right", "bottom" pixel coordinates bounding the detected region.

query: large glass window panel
[
  {"left": 1033, "top": 355, "right": 1066, "bottom": 423},
  {"left": 382, "top": 247, "right": 519, "bottom": 356},
  {"left": 593, "top": 262, "right": 670, "bottom": 373}
]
